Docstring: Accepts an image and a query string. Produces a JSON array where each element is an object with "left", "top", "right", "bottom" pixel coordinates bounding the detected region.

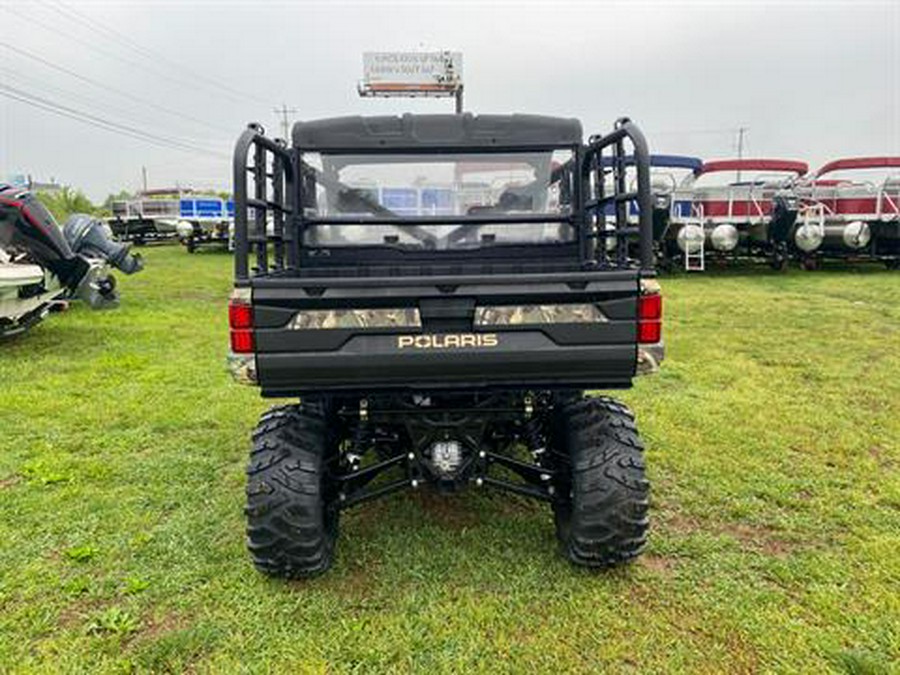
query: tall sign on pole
[{"left": 358, "top": 51, "right": 464, "bottom": 113}]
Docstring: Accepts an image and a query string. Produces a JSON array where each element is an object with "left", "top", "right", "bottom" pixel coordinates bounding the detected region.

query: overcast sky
[{"left": 0, "top": 0, "right": 897, "bottom": 201}]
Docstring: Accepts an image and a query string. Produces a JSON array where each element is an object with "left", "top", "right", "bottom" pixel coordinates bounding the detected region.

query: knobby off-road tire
[
  {"left": 245, "top": 403, "right": 338, "bottom": 578},
  {"left": 552, "top": 396, "right": 650, "bottom": 568}
]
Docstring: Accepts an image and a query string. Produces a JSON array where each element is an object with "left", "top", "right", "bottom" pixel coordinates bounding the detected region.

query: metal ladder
[{"left": 684, "top": 203, "right": 706, "bottom": 272}]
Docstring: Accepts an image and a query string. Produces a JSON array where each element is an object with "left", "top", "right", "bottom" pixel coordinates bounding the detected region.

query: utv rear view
[{"left": 229, "top": 113, "right": 664, "bottom": 577}]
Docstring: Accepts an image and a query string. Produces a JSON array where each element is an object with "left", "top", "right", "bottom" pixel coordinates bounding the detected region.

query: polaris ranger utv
[{"left": 229, "top": 113, "right": 664, "bottom": 577}]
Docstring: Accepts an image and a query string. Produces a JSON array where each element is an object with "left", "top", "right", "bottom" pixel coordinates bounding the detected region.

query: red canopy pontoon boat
[
  {"left": 793, "top": 157, "right": 900, "bottom": 268},
  {"left": 674, "top": 159, "right": 808, "bottom": 270}
]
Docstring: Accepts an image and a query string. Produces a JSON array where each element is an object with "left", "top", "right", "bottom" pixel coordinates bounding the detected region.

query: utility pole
[
  {"left": 274, "top": 104, "right": 298, "bottom": 142},
  {"left": 736, "top": 127, "right": 748, "bottom": 182},
  {"left": 141, "top": 165, "right": 148, "bottom": 194}
]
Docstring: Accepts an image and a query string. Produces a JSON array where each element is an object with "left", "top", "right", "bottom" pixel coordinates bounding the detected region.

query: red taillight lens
[
  {"left": 637, "top": 293, "right": 662, "bottom": 344},
  {"left": 638, "top": 293, "right": 662, "bottom": 320},
  {"left": 637, "top": 320, "right": 662, "bottom": 343},
  {"left": 230, "top": 329, "right": 255, "bottom": 353},
  {"left": 229, "top": 293, "right": 254, "bottom": 354},
  {"left": 229, "top": 302, "right": 253, "bottom": 329}
]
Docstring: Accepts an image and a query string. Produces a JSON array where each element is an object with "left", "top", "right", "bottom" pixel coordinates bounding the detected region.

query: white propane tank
[
  {"left": 710, "top": 224, "right": 739, "bottom": 251},
  {"left": 842, "top": 221, "right": 871, "bottom": 249},
  {"left": 676, "top": 224, "right": 705, "bottom": 253},
  {"left": 176, "top": 221, "right": 194, "bottom": 239},
  {"left": 794, "top": 223, "right": 825, "bottom": 252}
]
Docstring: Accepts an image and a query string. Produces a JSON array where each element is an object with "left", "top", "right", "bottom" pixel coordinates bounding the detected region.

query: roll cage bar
[{"left": 233, "top": 116, "right": 654, "bottom": 283}]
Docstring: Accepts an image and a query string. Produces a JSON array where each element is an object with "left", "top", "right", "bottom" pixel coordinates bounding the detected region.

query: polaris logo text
[{"left": 397, "top": 333, "right": 499, "bottom": 349}]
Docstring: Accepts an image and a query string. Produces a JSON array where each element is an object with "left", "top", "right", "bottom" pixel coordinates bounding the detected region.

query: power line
[
  {"left": 37, "top": 0, "right": 266, "bottom": 104},
  {"left": 0, "top": 83, "right": 228, "bottom": 158},
  {"left": 0, "top": 5, "right": 253, "bottom": 107},
  {"left": 0, "top": 42, "right": 233, "bottom": 136},
  {"left": 0, "top": 85, "right": 225, "bottom": 158},
  {"left": 0, "top": 65, "right": 222, "bottom": 146}
]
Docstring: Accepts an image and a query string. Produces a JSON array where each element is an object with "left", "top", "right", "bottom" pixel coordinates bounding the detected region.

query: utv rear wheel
[
  {"left": 553, "top": 396, "right": 649, "bottom": 568},
  {"left": 245, "top": 403, "right": 337, "bottom": 578}
]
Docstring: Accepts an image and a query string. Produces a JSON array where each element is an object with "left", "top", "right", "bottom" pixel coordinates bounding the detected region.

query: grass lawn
[{"left": 1, "top": 245, "right": 898, "bottom": 674}]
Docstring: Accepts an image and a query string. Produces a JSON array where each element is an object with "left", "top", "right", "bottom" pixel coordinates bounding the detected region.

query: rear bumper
[
  {"left": 239, "top": 269, "right": 656, "bottom": 396},
  {"left": 255, "top": 332, "right": 637, "bottom": 396}
]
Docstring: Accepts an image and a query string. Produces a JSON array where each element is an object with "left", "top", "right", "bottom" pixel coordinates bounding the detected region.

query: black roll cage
[{"left": 232, "top": 117, "right": 654, "bottom": 283}]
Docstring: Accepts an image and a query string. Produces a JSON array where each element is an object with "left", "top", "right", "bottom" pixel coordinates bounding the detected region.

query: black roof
[{"left": 291, "top": 113, "right": 582, "bottom": 152}]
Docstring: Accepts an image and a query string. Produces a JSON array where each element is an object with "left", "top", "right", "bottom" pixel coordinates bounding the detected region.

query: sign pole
[{"left": 455, "top": 86, "right": 463, "bottom": 114}]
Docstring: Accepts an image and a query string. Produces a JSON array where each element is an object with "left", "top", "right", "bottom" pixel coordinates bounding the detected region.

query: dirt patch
[
  {"left": 868, "top": 445, "right": 895, "bottom": 469},
  {"left": 290, "top": 556, "right": 389, "bottom": 611},
  {"left": 0, "top": 474, "right": 21, "bottom": 490},
  {"left": 640, "top": 554, "right": 678, "bottom": 575},
  {"left": 657, "top": 510, "right": 798, "bottom": 557},
  {"left": 717, "top": 629, "right": 761, "bottom": 673},
  {"left": 408, "top": 491, "right": 483, "bottom": 530},
  {"left": 720, "top": 522, "right": 797, "bottom": 557},
  {"left": 56, "top": 606, "right": 84, "bottom": 630},
  {"left": 133, "top": 612, "right": 188, "bottom": 643},
  {"left": 330, "top": 557, "right": 385, "bottom": 604},
  {"left": 657, "top": 511, "right": 702, "bottom": 535},
  {"left": 56, "top": 597, "right": 115, "bottom": 631}
]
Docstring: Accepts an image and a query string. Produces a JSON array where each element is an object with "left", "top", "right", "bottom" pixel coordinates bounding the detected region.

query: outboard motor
[
  {"left": 651, "top": 191, "right": 672, "bottom": 243},
  {"left": 769, "top": 192, "right": 800, "bottom": 244},
  {"left": 768, "top": 191, "right": 800, "bottom": 270},
  {"left": 650, "top": 188, "right": 674, "bottom": 270},
  {"left": 0, "top": 185, "right": 118, "bottom": 308},
  {"left": 0, "top": 185, "right": 87, "bottom": 287},
  {"left": 64, "top": 214, "right": 144, "bottom": 275}
]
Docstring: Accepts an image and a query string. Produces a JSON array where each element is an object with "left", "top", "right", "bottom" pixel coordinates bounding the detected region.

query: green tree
[{"left": 36, "top": 187, "right": 99, "bottom": 223}]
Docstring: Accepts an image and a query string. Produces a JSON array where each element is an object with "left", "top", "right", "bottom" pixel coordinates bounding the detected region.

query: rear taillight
[
  {"left": 637, "top": 292, "right": 662, "bottom": 344},
  {"left": 230, "top": 329, "right": 254, "bottom": 353},
  {"left": 228, "top": 290, "right": 254, "bottom": 353},
  {"left": 229, "top": 302, "right": 252, "bottom": 329}
]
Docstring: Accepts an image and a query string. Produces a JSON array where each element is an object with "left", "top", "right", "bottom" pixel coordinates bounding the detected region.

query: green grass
[{"left": 1, "top": 246, "right": 898, "bottom": 674}]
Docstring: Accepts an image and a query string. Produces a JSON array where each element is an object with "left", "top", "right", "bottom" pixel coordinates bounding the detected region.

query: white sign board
[{"left": 361, "top": 51, "right": 462, "bottom": 95}]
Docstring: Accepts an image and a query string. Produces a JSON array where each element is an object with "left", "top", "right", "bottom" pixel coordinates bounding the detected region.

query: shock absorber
[
  {"left": 346, "top": 398, "right": 370, "bottom": 471},
  {"left": 522, "top": 395, "right": 547, "bottom": 462}
]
